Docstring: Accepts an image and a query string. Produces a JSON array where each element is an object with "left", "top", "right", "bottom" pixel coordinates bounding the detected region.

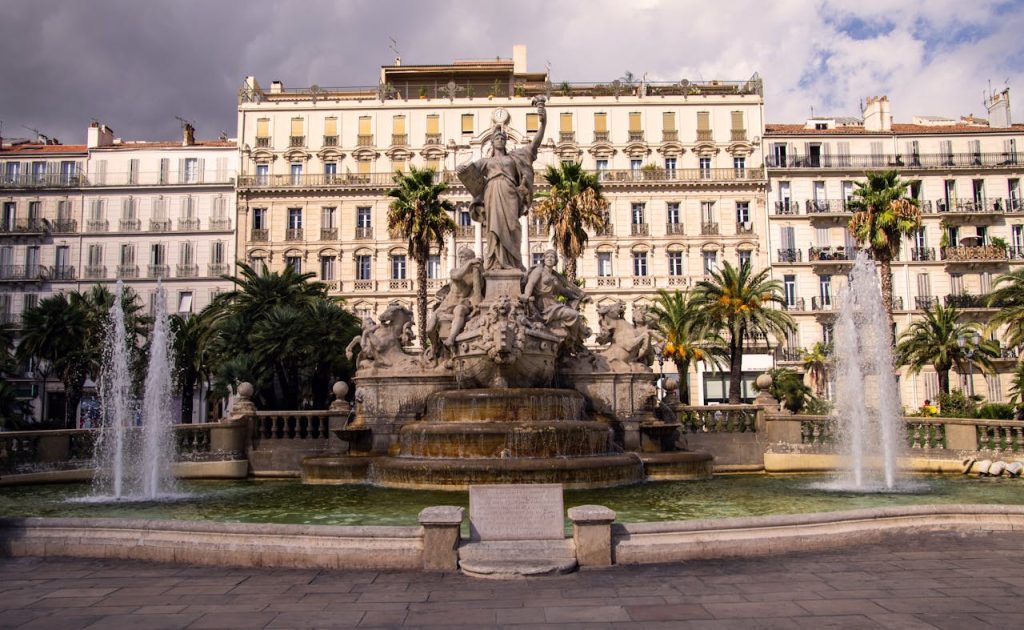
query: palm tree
[
  {"left": 387, "top": 166, "right": 457, "bottom": 344},
  {"left": 1008, "top": 361, "right": 1024, "bottom": 404},
  {"left": 801, "top": 341, "right": 832, "bottom": 397},
  {"left": 533, "top": 162, "right": 610, "bottom": 282},
  {"left": 847, "top": 170, "right": 922, "bottom": 317},
  {"left": 648, "top": 289, "right": 726, "bottom": 405},
  {"left": 987, "top": 268, "right": 1024, "bottom": 350},
  {"left": 170, "top": 308, "right": 215, "bottom": 424},
  {"left": 693, "top": 261, "right": 795, "bottom": 404},
  {"left": 896, "top": 304, "right": 998, "bottom": 396}
]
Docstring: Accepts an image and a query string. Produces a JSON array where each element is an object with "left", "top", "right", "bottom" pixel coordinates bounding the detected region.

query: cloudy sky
[{"left": 2, "top": 0, "right": 1021, "bottom": 144}]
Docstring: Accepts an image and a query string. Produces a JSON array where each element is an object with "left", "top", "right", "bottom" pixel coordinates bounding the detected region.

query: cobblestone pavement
[{"left": 1, "top": 530, "right": 1023, "bottom": 629}]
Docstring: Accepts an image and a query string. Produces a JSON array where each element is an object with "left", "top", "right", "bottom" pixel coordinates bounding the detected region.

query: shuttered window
[
  {"left": 594, "top": 113, "right": 607, "bottom": 133},
  {"left": 324, "top": 117, "right": 337, "bottom": 136},
  {"left": 256, "top": 118, "right": 269, "bottom": 137},
  {"left": 290, "top": 118, "right": 304, "bottom": 136},
  {"left": 559, "top": 113, "right": 572, "bottom": 133},
  {"left": 628, "top": 112, "right": 642, "bottom": 132},
  {"left": 662, "top": 112, "right": 676, "bottom": 131},
  {"left": 526, "top": 113, "right": 539, "bottom": 132},
  {"left": 697, "top": 111, "right": 710, "bottom": 130},
  {"left": 730, "top": 111, "right": 744, "bottom": 129},
  {"left": 461, "top": 114, "right": 474, "bottom": 134},
  {"left": 393, "top": 115, "right": 406, "bottom": 134},
  {"left": 426, "top": 115, "right": 439, "bottom": 134},
  {"left": 358, "top": 116, "right": 372, "bottom": 135}
]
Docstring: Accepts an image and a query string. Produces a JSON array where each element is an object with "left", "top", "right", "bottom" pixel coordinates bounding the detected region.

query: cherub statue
[{"left": 595, "top": 300, "right": 654, "bottom": 372}]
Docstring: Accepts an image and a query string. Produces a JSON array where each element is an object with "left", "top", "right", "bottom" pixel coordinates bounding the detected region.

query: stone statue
[
  {"left": 457, "top": 98, "right": 547, "bottom": 272},
  {"left": 425, "top": 246, "right": 484, "bottom": 358},
  {"left": 522, "top": 249, "right": 589, "bottom": 348},
  {"left": 594, "top": 300, "right": 654, "bottom": 372},
  {"left": 345, "top": 303, "right": 417, "bottom": 372}
]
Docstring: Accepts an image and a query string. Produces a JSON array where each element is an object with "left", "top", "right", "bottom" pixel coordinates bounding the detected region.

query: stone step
[{"left": 458, "top": 539, "right": 578, "bottom": 578}]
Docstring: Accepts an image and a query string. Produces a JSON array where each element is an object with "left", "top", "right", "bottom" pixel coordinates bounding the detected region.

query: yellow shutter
[
  {"left": 357, "top": 160, "right": 370, "bottom": 174},
  {"left": 324, "top": 117, "right": 337, "bottom": 136},
  {"left": 358, "top": 116, "right": 371, "bottom": 135},
  {"left": 256, "top": 118, "right": 269, "bottom": 137},
  {"left": 731, "top": 111, "right": 744, "bottom": 130},
  {"left": 526, "top": 113, "right": 539, "bottom": 132},
  {"left": 628, "top": 112, "right": 641, "bottom": 132},
  {"left": 594, "top": 113, "right": 607, "bottom": 133},
  {"left": 393, "top": 115, "right": 406, "bottom": 134},
  {"left": 697, "top": 111, "right": 710, "bottom": 130},
  {"left": 393, "top": 159, "right": 406, "bottom": 173},
  {"left": 461, "top": 113, "right": 474, "bottom": 134},
  {"left": 426, "top": 115, "right": 439, "bottom": 134},
  {"left": 662, "top": 112, "right": 676, "bottom": 131},
  {"left": 559, "top": 112, "right": 573, "bottom": 133},
  {"left": 291, "top": 118, "right": 304, "bottom": 136},
  {"left": 426, "top": 158, "right": 440, "bottom": 171}
]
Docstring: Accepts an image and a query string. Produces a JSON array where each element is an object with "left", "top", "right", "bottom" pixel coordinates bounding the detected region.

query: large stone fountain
[{"left": 303, "top": 99, "right": 711, "bottom": 489}]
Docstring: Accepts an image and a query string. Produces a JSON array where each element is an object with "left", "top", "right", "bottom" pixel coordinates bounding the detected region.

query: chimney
[
  {"left": 986, "top": 88, "right": 1011, "bottom": 128},
  {"left": 863, "top": 96, "right": 892, "bottom": 132},
  {"left": 87, "top": 122, "right": 114, "bottom": 148},
  {"left": 270, "top": 80, "right": 283, "bottom": 94},
  {"left": 513, "top": 44, "right": 527, "bottom": 74},
  {"left": 182, "top": 122, "right": 195, "bottom": 146}
]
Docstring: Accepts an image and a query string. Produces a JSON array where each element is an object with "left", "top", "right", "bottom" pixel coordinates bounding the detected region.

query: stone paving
[{"left": 1, "top": 530, "right": 1023, "bottom": 629}]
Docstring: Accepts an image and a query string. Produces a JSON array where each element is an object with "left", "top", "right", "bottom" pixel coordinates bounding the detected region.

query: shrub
[
  {"left": 975, "top": 403, "right": 1014, "bottom": 420},
  {"left": 938, "top": 389, "right": 980, "bottom": 418}
]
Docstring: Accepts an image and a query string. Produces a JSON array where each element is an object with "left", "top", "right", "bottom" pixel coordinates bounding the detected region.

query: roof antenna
[{"left": 388, "top": 36, "right": 400, "bottom": 66}]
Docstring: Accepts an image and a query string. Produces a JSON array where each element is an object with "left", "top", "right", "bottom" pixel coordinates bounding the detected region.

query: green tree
[
  {"left": 693, "top": 261, "right": 795, "bottom": 404},
  {"left": 387, "top": 166, "right": 457, "bottom": 345},
  {"left": 801, "top": 341, "right": 832, "bottom": 397},
  {"left": 532, "top": 162, "right": 610, "bottom": 282},
  {"left": 986, "top": 268, "right": 1024, "bottom": 349},
  {"left": 648, "top": 289, "right": 726, "bottom": 405},
  {"left": 169, "top": 308, "right": 215, "bottom": 424},
  {"left": 896, "top": 304, "right": 997, "bottom": 396},
  {"left": 766, "top": 367, "right": 814, "bottom": 414},
  {"left": 847, "top": 170, "right": 922, "bottom": 318}
]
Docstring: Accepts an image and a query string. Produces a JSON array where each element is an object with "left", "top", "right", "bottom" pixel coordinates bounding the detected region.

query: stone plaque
[{"left": 468, "top": 484, "right": 564, "bottom": 541}]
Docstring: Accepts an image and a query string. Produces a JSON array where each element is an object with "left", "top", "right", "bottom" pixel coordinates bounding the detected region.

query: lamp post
[
  {"left": 655, "top": 341, "right": 666, "bottom": 401},
  {"left": 957, "top": 331, "right": 980, "bottom": 397}
]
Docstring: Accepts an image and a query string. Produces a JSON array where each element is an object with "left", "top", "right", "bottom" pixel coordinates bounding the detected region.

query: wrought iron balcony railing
[
  {"left": 631, "top": 223, "right": 650, "bottom": 236},
  {"left": 701, "top": 222, "right": 719, "bottom": 235},
  {"left": 355, "top": 226, "right": 373, "bottom": 239},
  {"left": 666, "top": 223, "right": 685, "bottom": 235},
  {"left": 320, "top": 228, "right": 338, "bottom": 241},
  {"left": 777, "top": 248, "right": 802, "bottom": 263},
  {"left": 286, "top": 228, "right": 304, "bottom": 241}
]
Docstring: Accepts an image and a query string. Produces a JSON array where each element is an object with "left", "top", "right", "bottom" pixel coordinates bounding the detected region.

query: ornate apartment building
[
  {"left": 236, "top": 46, "right": 769, "bottom": 402},
  {"left": 766, "top": 90, "right": 1024, "bottom": 405}
]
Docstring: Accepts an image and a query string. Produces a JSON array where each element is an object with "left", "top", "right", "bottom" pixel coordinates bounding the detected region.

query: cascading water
[
  {"left": 88, "top": 282, "right": 179, "bottom": 501},
  {"left": 829, "top": 252, "right": 906, "bottom": 491}
]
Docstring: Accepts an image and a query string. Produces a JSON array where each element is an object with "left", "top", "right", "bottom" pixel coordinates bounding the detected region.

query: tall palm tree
[
  {"left": 170, "top": 308, "right": 215, "bottom": 424},
  {"left": 387, "top": 166, "right": 457, "bottom": 344},
  {"left": 693, "top": 261, "right": 795, "bottom": 404},
  {"left": 986, "top": 268, "right": 1024, "bottom": 350},
  {"left": 648, "top": 288, "right": 726, "bottom": 405},
  {"left": 801, "top": 341, "right": 832, "bottom": 397},
  {"left": 533, "top": 162, "right": 610, "bottom": 282},
  {"left": 896, "top": 304, "right": 997, "bottom": 396},
  {"left": 847, "top": 170, "right": 922, "bottom": 318}
]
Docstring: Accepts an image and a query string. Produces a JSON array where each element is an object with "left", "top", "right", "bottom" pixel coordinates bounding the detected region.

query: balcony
[
  {"left": 389, "top": 279, "right": 411, "bottom": 291},
  {"left": 914, "top": 296, "right": 938, "bottom": 310},
  {"left": 456, "top": 225, "right": 474, "bottom": 239},
  {"left": 808, "top": 246, "right": 851, "bottom": 263},
  {"left": 357, "top": 134, "right": 374, "bottom": 147},
  {"left": 322, "top": 135, "right": 338, "bottom": 146},
  {"left": 84, "top": 265, "right": 107, "bottom": 280},
  {"left": 286, "top": 228, "right": 304, "bottom": 241},
  {"left": 811, "top": 296, "right": 835, "bottom": 311},
  {"left": 149, "top": 219, "right": 172, "bottom": 232},
  {"left": 777, "top": 249, "right": 802, "bottom": 263},
  {"left": 631, "top": 223, "right": 650, "bottom": 236},
  {"left": 667, "top": 276, "right": 687, "bottom": 286},
  {"left": 593, "top": 131, "right": 610, "bottom": 142},
  {"left": 0, "top": 172, "right": 85, "bottom": 189},
  {"left": 910, "top": 247, "right": 936, "bottom": 261},
  {"left": 776, "top": 347, "right": 805, "bottom": 362},
  {"left": 529, "top": 224, "right": 547, "bottom": 237},
  {"left": 731, "top": 129, "right": 747, "bottom": 142},
  {"left": 805, "top": 199, "right": 850, "bottom": 215},
  {"left": 425, "top": 133, "right": 442, "bottom": 145},
  {"left": 632, "top": 276, "right": 654, "bottom": 287},
  {"left": 355, "top": 226, "right": 373, "bottom": 240},
  {"left": 118, "top": 218, "right": 141, "bottom": 232},
  {"left": 1010, "top": 246, "right": 1024, "bottom": 260},
  {"left": 0, "top": 218, "right": 48, "bottom": 234},
  {"left": 250, "top": 228, "right": 269, "bottom": 242},
  {"left": 0, "top": 265, "right": 44, "bottom": 281},
  {"left": 696, "top": 130, "right": 713, "bottom": 142},
  {"left": 736, "top": 222, "right": 754, "bottom": 235},
  {"left": 666, "top": 223, "right": 685, "bottom": 235},
  {"left": 208, "top": 263, "right": 230, "bottom": 276},
  {"left": 86, "top": 219, "right": 109, "bottom": 233},
  {"left": 767, "top": 151, "right": 1023, "bottom": 170},
  {"left": 628, "top": 131, "right": 645, "bottom": 142},
  {"left": 177, "top": 218, "right": 201, "bottom": 231},
  {"left": 774, "top": 201, "right": 799, "bottom": 215},
  {"left": 892, "top": 296, "right": 904, "bottom": 310},
  {"left": 662, "top": 130, "right": 678, "bottom": 142},
  {"left": 176, "top": 264, "right": 199, "bottom": 278},
  {"left": 0, "top": 312, "right": 19, "bottom": 326},
  {"left": 701, "top": 222, "right": 719, "bottom": 235},
  {"left": 48, "top": 265, "right": 76, "bottom": 281},
  {"left": 255, "top": 137, "right": 271, "bottom": 148},
  {"left": 936, "top": 198, "right": 1005, "bottom": 216},
  {"left": 559, "top": 131, "right": 576, "bottom": 144},
  {"left": 596, "top": 276, "right": 618, "bottom": 288},
  {"left": 782, "top": 298, "right": 806, "bottom": 312},
  {"left": 320, "top": 228, "right": 338, "bottom": 241},
  {"left": 52, "top": 220, "right": 77, "bottom": 233},
  {"left": 941, "top": 245, "right": 1008, "bottom": 264},
  {"left": 391, "top": 133, "right": 408, "bottom": 146},
  {"left": 116, "top": 265, "right": 139, "bottom": 279},
  {"left": 353, "top": 280, "right": 374, "bottom": 291},
  {"left": 289, "top": 135, "right": 305, "bottom": 148},
  {"left": 148, "top": 264, "right": 170, "bottom": 279},
  {"left": 944, "top": 293, "right": 989, "bottom": 309},
  {"left": 594, "top": 224, "right": 614, "bottom": 237},
  {"left": 209, "top": 218, "right": 232, "bottom": 231}
]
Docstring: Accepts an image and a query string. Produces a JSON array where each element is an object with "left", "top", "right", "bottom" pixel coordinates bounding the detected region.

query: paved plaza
[{"left": 1, "top": 530, "right": 1023, "bottom": 629}]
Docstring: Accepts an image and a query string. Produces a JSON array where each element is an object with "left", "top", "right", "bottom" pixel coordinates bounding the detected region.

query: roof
[
  {"left": 0, "top": 143, "right": 88, "bottom": 155},
  {"left": 765, "top": 123, "right": 1024, "bottom": 136},
  {"left": 91, "top": 140, "right": 237, "bottom": 150}
]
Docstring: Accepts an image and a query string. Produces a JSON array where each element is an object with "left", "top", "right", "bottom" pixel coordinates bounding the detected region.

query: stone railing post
[
  {"left": 328, "top": 381, "right": 351, "bottom": 452},
  {"left": 418, "top": 506, "right": 464, "bottom": 572},
  {"left": 568, "top": 505, "right": 616, "bottom": 567},
  {"left": 230, "top": 382, "right": 257, "bottom": 421}
]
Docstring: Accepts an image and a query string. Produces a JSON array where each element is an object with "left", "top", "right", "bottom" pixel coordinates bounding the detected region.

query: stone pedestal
[
  {"left": 419, "top": 506, "right": 464, "bottom": 572},
  {"left": 568, "top": 505, "right": 616, "bottom": 567},
  {"left": 482, "top": 268, "right": 523, "bottom": 302}
]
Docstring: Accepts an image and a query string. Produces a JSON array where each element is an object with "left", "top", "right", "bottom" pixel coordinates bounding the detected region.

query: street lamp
[{"left": 957, "top": 331, "right": 980, "bottom": 396}]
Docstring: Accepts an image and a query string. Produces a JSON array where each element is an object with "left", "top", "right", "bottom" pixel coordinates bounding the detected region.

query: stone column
[
  {"left": 474, "top": 223, "right": 483, "bottom": 256},
  {"left": 568, "top": 505, "right": 616, "bottom": 567},
  {"left": 418, "top": 506, "right": 464, "bottom": 572},
  {"left": 519, "top": 214, "right": 530, "bottom": 266}
]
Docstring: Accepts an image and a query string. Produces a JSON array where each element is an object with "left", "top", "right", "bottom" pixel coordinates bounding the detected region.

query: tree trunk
[
  {"left": 937, "top": 367, "right": 950, "bottom": 396},
  {"left": 728, "top": 333, "right": 743, "bottom": 404},
  {"left": 674, "top": 359, "right": 691, "bottom": 405},
  {"left": 417, "top": 253, "right": 428, "bottom": 349},
  {"left": 565, "top": 257, "right": 577, "bottom": 284},
  {"left": 180, "top": 375, "right": 195, "bottom": 424},
  {"left": 879, "top": 258, "right": 894, "bottom": 323}
]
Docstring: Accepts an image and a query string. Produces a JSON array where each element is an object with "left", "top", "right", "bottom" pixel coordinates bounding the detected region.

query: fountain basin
[
  {"left": 423, "top": 388, "right": 585, "bottom": 423},
  {"left": 399, "top": 421, "right": 614, "bottom": 458}
]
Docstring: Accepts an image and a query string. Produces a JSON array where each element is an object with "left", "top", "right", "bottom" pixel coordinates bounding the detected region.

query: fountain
[
  {"left": 88, "top": 282, "right": 180, "bottom": 501},
  {"left": 303, "top": 98, "right": 711, "bottom": 489},
  {"left": 829, "top": 252, "right": 906, "bottom": 491}
]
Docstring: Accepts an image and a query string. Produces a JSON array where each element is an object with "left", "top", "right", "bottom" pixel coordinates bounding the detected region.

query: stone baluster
[{"left": 910, "top": 424, "right": 921, "bottom": 449}]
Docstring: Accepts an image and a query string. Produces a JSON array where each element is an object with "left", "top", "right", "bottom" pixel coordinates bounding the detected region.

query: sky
[{"left": 1, "top": 0, "right": 1022, "bottom": 144}]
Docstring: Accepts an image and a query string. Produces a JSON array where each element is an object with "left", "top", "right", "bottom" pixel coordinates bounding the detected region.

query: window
[
  {"left": 822, "top": 323, "right": 834, "bottom": 346},
  {"left": 735, "top": 201, "right": 750, "bottom": 226},
  {"left": 290, "top": 162, "right": 303, "bottom": 185},
  {"left": 288, "top": 208, "right": 303, "bottom": 229},
  {"left": 180, "top": 241, "right": 194, "bottom": 266},
  {"left": 321, "top": 206, "right": 336, "bottom": 230},
  {"left": 250, "top": 256, "right": 266, "bottom": 274},
  {"left": 252, "top": 207, "right": 266, "bottom": 230},
  {"left": 57, "top": 200, "right": 71, "bottom": 223},
  {"left": 628, "top": 112, "right": 642, "bottom": 136},
  {"left": 664, "top": 157, "right": 676, "bottom": 177},
  {"left": 323, "top": 117, "right": 338, "bottom": 144},
  {"left": 596, "top": 159, "right": 608, "bottom": 179},
  {"left": 532, "top": 252, "right": 545, "bottom": 267},
  {"left": 356, "top": 255, "right": 372, "bottom": 280},
  {"left": 703, "top": 251, "right": 718, "bottom": 276},
  {"left": 392, "top": 158, "right": 407, "bottom": 173},
  {"left": 391, "top": 254, "right": 407, "bottom": 280},
  {"left": 256, "top": 118, "right": 270, "bottom": 144},
  {"left": 25, "top": 246, "right": 39, "bottom": 272},
  {"left": 128, "top": 159, "right": 139, "bottom": 185},
  {"left": 632, "top": 252, "right": 648, "bottom": 276},
  {"left": 598, "top": 252, "right": 613, "bottom": 277},
  {"left": 151, "top": 243, "right": 166, "bottom": 265},
  {"left": 667, "top": 202, "right": 680, "bottom": 225},
  {"left": 1, "top": 202, "right": 14, "bottom": 230},
  {"left": 427, "top": 255, "right": 440, "bottom": 279},
  {"left": 819, "top": 275, "right": 832, "bottom": 306},
  {"left": 178, "top": 292, "right": 193, "bottom": 314},
  {"left": 426, "top": 114, "right": 440, "bottom": 139},
  {"left": 286, "top": 256, "right": 302, "bottom": 273},
  {"left": 730, "top": 110, "right": 744, "bottom": 131},
  {"left": 60, "top": 161, "right": 76, "bottom": 184},
  {"left": 458, "top": 209, "right": 472, "bottom": 227},
  {"left": 668, "top": 252, "right": 683, "bottom": 276},
  {"left": 255, "top": 163, "right": 269, "bottom": 185},
  {"left": 738, "top": 250, "right": 752, "bottom": 268},
  {"left": 184, "top": 158, "right": 198, "bottom": 183},
  {"left": 594, "top": 112, "right": 608, "bottom": 139},
  {"left": 3, "top": 162, "right": 19, "bottom": 184},
  {"left": 559, "top": 112, "right": 573, "bottom": 139},
  {"left": 324, "top": 162, "right": 337, "bottom": 178},
  {"left": 320, "top": 256, "right": 336, "bottom": 281},
  {"left": 358, "top": 116, "right": 372, "bottom": 142},
  {"left": 461, "top": 114, "right": 474, "bottom": 134},
  {"left": 772, "top": 143, "right": 788, "bottom": 167},
  {"left": 733, "top": 156, "right": 746, "bottom": 177},
  {"left": 631, "top": 203, "right": 645, "bottom": 225},
  {"left": 784, "top": 275, "right": 797, "bottom": 307},
  {"left": 357, "top": 206, "right": 372, "bottom": 228},
  {"left": 972, "top": 179, "right": 985, "bottom": 206},
  {"left": 87, "top": 244, "right": 103, "bottom": 266},
  {"left": 630, "top": 158, "right": 642, "bottom": 174},
  {"left": 1013, "top": 225, "right": 1024, "bottom": 254},
  {"left": 526, "top": 113, "right": 539, "bottom": 133},
  {"left": 211, "top": 241, "right": 225, "bottom": 265},
  {"left": 701, "top": 201, "right": 716, "bottom": 224},
  {"left": 1010, "top": 179, "right": 1021, "bottom": 211},
  {"left": 55, "top": 245, "right": 70, "bottom": 270},
  {"left": 699, "top": 157, "right": 711, "bottom": 178}
]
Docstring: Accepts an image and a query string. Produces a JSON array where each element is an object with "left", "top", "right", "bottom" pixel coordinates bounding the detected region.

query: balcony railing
[
  {"left": 208, "top": 263, "right": 230, "bottom": 276},
  {"left": 632, "top": 276, "right": 654, "bottom": 287},
  {"left": 628, "top": 131, "right": 645, "bottom": 142},
  {"left": 148, "top": 264, "right": 170, "bottom": 279},
  {"left": 767, "top": 152, "right": 1022, "bottom": 170},
  {"left": 176, "top": 264, "right": 199, "bottom": 278},
  {"left": 209, "top": 218, "right": 231, "bottom": 231},
  {"left": 661, "top": 130, "right": 678, "bottom": 142},
  {"left": 250, "top": 228, "right": 269, "bottom": 242},
  {"left": 322, "top": 135, "right": 338, "bottom": 146},
  {"left": 776, "top": 347, "right": 806, "bottom": 362},
  {"left": 391, "top": 133, "right": 408, "bottom": 146},
  {"left": 736, "top": 222, "right": 754, "bottom": 235},
  {"left": 941, "top": 245, "right": 1008, "bottom": 263},
  {"left": 0, "top": 265, "right": 44, "bottom": 281},
  {"left": 936, "top": 198, "right": 1005, "bottom": 215},
  {"left": 529, "top": 224, "right": 547, "bottom": 237},
  {"left": 424, "top": 133, "right": 442, "bottom": 145},
  {"left": 731, "top": 129, "right": 747, "bottom": 142},
  {"left": 289, "top": 135, "right": 305, "bottom": 147},
  {"left": 910, "top": 247, "right": 936, "bottom": 261},
  {"left": 84, "top": 265, "right": 107, "bottom": 279},
  {"left": 1009, "top": 246, "right": 1024, "bottom": 260},
  {"left": 811, "top": 296, "right": 834, "bottom": 311},
  {"left": 808, "top": 247, "right": 851, "bottom": 262},
  {"left": 320, "top": 228, "right": 338, "bottom": 240},
  {"left": 178, "top": 218, "right": 201, "bottom": 231},
  {"left": 49, "top": 265, "right": 76, "bottom": 281},
  {"left": 593, "top": 131, "right": 610, "bottom": 142},
  {"left": 701, "top": 222, "right": 719, "bottom": 235},
  {"left": 782, "top": 298, "right": 805, "bottom": 312},
  {"left": 0, "top": 218, "right": 48, "bottom": 234},
  {"left": 355, "top": 226, "right": 373, "bottom": 239},
  {"left": 805, "top": 199, "right": 851, "bottom": 214},
  {"left": 455, "top": 225, "right": 474, "bottom": 239},
  {"left": 666, "top": 223, "right": 685, "bottom": 235},
  {"left": 353, "top": 280, "right": 374, "bottom": 291},
  {"left": 255, "top": 137, "right": 271, "bottom": 148},
  {"left": 914, "top": 296, "right": 938, "bottom": 310},
  {"left": 631, "top": 223, "right": 650, "bottom": 236},
  {"left": 356, "top": 134, "right": 374, "bottom": 146},
  {"left": 149, "top": 219, "right": 172, "bottom": 232},
  {"left": 0, "top": 172, "right": 85, "bottom": 189},
  {"left": 594, "top": 224, "right": 614, "bottom": 237},
  {"left": 286, "top": 228, "right": 304, "bottom": 241},
  {"left": 777, "top": 248, "right": 802, "bottom": 263},
  {"left": 945, "top": 293, "right": 989, "bottom": 309},
  {"left": 389, "top": 279, "right": 411, "bottom": 291},
  {"left": 696, "top": 129, "right": 713, "bottom": 142},
  {"left": 52, "top": 220, "right": 77, "bottom": 233},
  {"left": 559, "top": 132, "right": 576, "bottom": 143},
  {"left": 118, "top": 218, "right": 141, "bottom": 232},
  {"left": 86, "top": 219, "right": 109, "bottom": 233},
  {"left": 116, "top": 265, "right": 139, "bottom": 279},
  {"left": 774, "top": 201, "right": 799, "bottom": 215}
]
